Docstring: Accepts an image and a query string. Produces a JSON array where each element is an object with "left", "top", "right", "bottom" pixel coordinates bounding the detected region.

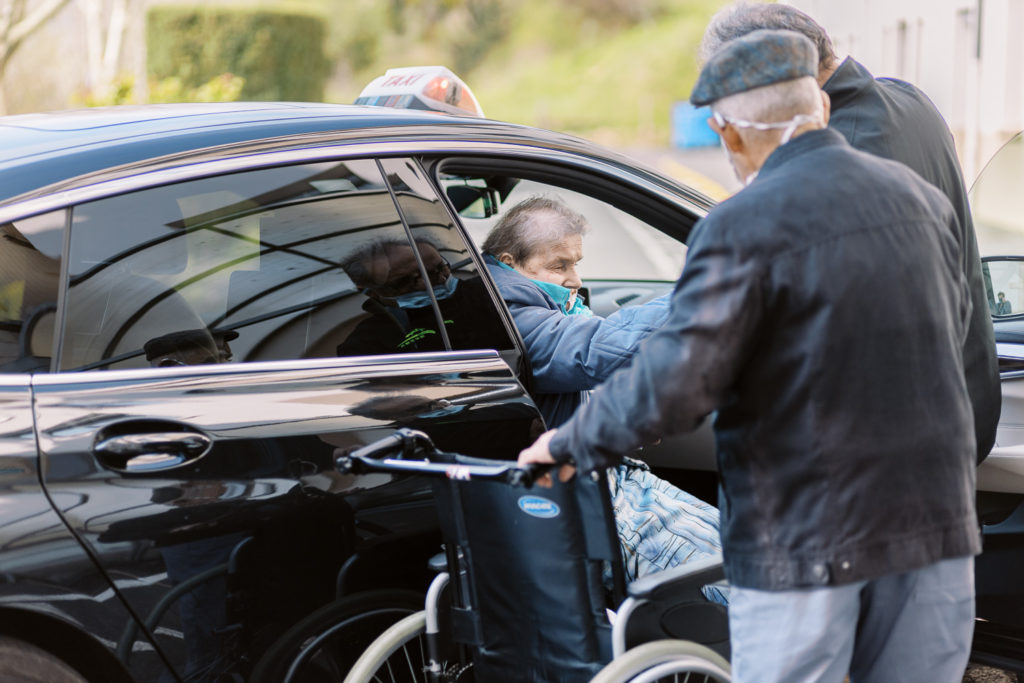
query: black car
[
  {"left": 0, "top": 101, "right": 715, "bottom": 682},
  {"left": 1, "top": 100, "right": 1021, "bottom": 681}
]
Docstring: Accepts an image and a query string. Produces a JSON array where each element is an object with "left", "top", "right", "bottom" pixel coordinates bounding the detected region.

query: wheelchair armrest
[{"left": 626, "top": 553, "right": 725, "bottom": 602}]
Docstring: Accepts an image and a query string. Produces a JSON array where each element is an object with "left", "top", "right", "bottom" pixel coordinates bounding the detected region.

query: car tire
[
  {"left": 249, "top": 589, "right": 424, "bottom": 683},
  {"left": 0, "top": 636, "right": 86, "bottom": 683}
]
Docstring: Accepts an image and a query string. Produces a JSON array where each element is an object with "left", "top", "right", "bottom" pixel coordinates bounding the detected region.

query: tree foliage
[
  {"left": 0, "top": 0, "right": 72, "bottom": 113},
  {"left": 147, "top": 6, "right": 330, "bottom": 102}
]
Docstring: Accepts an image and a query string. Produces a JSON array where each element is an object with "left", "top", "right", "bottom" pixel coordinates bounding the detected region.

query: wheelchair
[{"left": 336, "top": 428, "right": 731, "bottom": 683}]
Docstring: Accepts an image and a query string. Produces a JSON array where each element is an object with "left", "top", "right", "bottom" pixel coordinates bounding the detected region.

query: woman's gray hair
[
  {"left": 700, "top": 3, "right": 836, "bottom": 72},
  {"left": 482, "top": 196, "right": 588, "bottom": 264}
]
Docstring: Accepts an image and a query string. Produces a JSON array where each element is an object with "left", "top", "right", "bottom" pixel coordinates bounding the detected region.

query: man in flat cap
[
  {"left": 144, "top": 328, "right": 238, "bottom": 367},
  {"left": 520, "top": 29, "right": 978, "bottom": 682},
  {"left": 701, "top": 3, "right": 999, "bottom": 469}
]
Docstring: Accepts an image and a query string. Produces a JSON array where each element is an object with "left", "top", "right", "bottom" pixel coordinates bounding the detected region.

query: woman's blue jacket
[{"left": 484, "top": 254, "right": 670, "bottom": 427}]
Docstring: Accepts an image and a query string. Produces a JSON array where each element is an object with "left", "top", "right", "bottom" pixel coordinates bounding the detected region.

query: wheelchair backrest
[{"left": 432, "top": 461, "right": 624, "bottom": 682}]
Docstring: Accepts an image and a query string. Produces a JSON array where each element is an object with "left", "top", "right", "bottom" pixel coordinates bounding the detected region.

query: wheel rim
[{"left": 627, "top": 656, "right": 731, "bottom": 683}]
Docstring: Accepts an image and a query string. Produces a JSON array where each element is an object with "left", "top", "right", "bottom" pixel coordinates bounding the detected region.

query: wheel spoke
[{"left": 400, "top": 640, "right": 418, "bottom": 681}]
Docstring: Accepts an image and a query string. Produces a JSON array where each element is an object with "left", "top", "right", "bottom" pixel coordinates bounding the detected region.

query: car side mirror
[{"left": 982, "top": 256, "right": 1024, "bottom": 319}]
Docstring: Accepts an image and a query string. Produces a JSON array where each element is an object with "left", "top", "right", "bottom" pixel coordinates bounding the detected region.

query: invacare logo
[{"left": 517, "top": 496, "right": 560, "bottom": 519}]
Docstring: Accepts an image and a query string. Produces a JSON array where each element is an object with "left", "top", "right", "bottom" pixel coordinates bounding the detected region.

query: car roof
[
  {"left": 0, "top": 102, "right": 502, "bottom": 203},
  {"left": 0, "top": 102, "right": 715, "bottom": 217}
]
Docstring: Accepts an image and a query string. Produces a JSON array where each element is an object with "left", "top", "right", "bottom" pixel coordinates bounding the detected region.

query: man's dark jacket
[
  {"left": 825, "top": 57, "right": 1000, "bottom": 461},
  {"left": 549, "top": 128, "right": 981, "bottom": 589}
]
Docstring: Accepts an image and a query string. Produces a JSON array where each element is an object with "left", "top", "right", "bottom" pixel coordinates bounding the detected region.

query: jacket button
[
  {"left": 812, "top": 563, "right": 828, "bottom": 582},
  {"left": 840, "top": 560, "right": 851, "bottom": 571}
]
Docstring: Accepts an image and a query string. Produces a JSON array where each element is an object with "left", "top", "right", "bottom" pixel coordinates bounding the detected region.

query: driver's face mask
[
  {"left": 392, "top": 274, "right": 459, "bottom": 309},
  {"left": 366, "top": 271, "right": 459, "bottom": 309}
]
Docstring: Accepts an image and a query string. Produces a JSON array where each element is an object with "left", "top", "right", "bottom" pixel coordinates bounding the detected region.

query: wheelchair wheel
[
  {"left": 345, "top": 611, "right": 426, "bottom": 683},
  {"left": 249, "top": 589, "right": 423, "bottom": 683},
  {"left": 590, "top": 639, "right": 731, "bottom": 683},
  {"left": 344, "top": 610, "right": 473, "bottom": 683}
]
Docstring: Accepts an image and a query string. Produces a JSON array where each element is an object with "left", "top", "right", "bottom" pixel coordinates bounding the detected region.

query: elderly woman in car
[{"left": 483, "top": 196, "right": 723, "bottom": 587}]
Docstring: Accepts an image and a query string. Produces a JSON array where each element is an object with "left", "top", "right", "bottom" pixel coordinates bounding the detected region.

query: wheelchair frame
[{"left": 337, "top": 428, "right": 731, "bottom": 683}]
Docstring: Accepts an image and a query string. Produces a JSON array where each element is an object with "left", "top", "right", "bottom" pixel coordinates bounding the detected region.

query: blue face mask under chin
[
  {"left": 492, "top": 259, "right": 591, "bottom": 316},
  {"left": 531, "top": 278, "right": 592, "bottom": 317},
  {"left": 390, "top": 275, "right": 459, "bottom": 309}
]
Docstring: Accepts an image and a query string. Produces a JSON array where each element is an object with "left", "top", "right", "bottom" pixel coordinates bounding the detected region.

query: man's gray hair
[
  {"left": 700, "top": 3, "right": 836, "bottom": 72},
  {"left": 482, "top": 196, "right": 588, "bottom": 263},
  {"left": 713, "top": 75, "right": 823, "bottom": 130}
]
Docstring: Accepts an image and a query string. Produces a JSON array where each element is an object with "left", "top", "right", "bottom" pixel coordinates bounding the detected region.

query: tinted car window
[
  {"left": 376, "top": 157, "right": 514, "bottom": 354},
  {"left": 0, "top": 210, "right": 63, "bottom": 372},
  {"left": 61, "top": 160, "right": 438, "bottom": 370}
]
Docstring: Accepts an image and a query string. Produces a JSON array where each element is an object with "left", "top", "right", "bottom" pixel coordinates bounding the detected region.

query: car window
[
  {"left": 447, "top": 177, "right": 687, "bottom": 282},
  {"left": 378, "top": 157, "right": 515, "bottom": 353},
  {"left": 61, "top": 160, "right": 452, "bottom": 370},
  {"left": 0, "top": 210, "right": 64, "bottom": 372}
]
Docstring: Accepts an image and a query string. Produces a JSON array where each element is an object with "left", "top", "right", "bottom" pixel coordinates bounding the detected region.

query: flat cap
[
  {"left": 690, "top": 29, "right": 818, "bottom": 107},
  {"left": 212, "top": 328, "right": 239, "bottom": 342},
  {"left": 144, "top": 328, "right": 218, "bottom": 361}
]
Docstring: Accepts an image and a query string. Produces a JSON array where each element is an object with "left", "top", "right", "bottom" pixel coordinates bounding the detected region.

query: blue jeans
[{"left": 728, "top": 556, "right": 975, "bottom": 683}]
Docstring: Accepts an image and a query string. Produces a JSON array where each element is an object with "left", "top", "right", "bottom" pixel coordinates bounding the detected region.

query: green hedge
[{"left": 147, "top": 6, "right": 330, "bottom": 102}]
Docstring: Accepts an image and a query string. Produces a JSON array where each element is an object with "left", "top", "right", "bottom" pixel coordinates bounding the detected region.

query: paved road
[{"left": 965, "top": 665, "right": 1018, "bottom": 682}]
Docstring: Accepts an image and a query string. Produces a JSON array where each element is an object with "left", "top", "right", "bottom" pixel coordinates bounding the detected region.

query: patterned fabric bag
[{"left": 609, "top": 460, "right": 729, "bottom": 604}]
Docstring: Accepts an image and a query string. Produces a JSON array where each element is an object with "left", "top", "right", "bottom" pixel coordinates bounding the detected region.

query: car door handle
[{"left": 94, "top": 432, "right": 212, "bottom": 473}]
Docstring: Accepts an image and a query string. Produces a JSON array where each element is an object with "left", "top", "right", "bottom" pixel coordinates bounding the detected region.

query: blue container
[{"left": 671, "top": 102, "right": 720, "bottom": 148}]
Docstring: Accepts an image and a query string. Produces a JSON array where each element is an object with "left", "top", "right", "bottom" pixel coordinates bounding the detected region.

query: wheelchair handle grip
[
  {"left": 338, "top": 428, "right": 435, "bottom": 474},
  {"left": 508, "top": 463, "right": 550, "bottom": 488},
  {"left": 337, "top": 431, "right": 542, "bottom": 488},
  {"left": 350, "top": 428, "right": 433, "bottom": 460}
]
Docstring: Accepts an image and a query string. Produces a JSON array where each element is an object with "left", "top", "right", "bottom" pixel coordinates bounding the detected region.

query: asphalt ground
[
  {"left": 965, "top": 665, "right": 1018, "bottom": 682},
  {"left": 620, "top": 144, "right": 740, "bottom": 203}
]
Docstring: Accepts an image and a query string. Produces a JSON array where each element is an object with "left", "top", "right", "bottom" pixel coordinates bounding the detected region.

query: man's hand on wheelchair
[{"left": 518, "top": 429, "right": 576, "bottom": 487}]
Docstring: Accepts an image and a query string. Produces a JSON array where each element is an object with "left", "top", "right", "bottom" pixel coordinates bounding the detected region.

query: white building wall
[{"left": 789, "top": 0, "right": 1023, "bottom": 185}]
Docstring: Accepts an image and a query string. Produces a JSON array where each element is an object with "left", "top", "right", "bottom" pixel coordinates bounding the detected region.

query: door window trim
[{"left": 425, "top": 155, "right": 703, "bottom": 387}]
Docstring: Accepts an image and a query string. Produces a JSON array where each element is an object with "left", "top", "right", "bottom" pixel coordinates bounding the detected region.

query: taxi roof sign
[{"left": 355, "top": 66, "right": 485, "bottom": 118}]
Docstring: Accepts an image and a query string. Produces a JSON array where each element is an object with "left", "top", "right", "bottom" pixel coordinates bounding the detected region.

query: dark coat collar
[
  {"left": 821, "top": 57, "right": 875, "bottom": 111},
  {"left": 757, "top": 127, "right": 848, "bottom": 180}
]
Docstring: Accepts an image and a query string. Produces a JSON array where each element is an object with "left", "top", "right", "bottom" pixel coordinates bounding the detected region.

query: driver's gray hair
[
  {"left": 700, "top": 3, "right": 837, "bottom": 72},
  {"left": 482, "top": 196, "right": 588, "bottom": 264},
  {"left": 341, "top": 236, "right": 440, "bottom": 287}
]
